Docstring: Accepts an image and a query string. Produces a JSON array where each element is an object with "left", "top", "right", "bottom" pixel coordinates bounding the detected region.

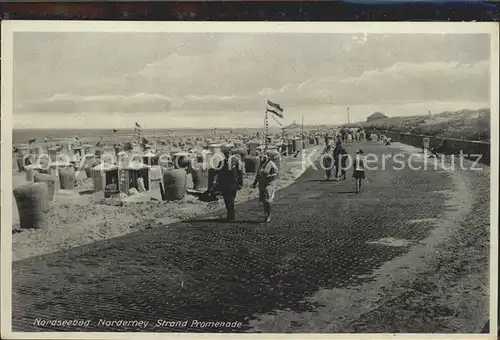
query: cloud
[
  {"left": 22, "top": 59, "right": 488, "bottom": 115},
  {"left": 22, "top": 91, "right": 258, "bottom": 113},
  {"left": 259, "top": 60, "right": 489, "bottom": 108},
  {"left": 14, "top": 33, "right": 490, "bottom": 117},
  {"left": 176, "top": 95, "right": 257, "bottom": 111},
  {"left": 184, "top": 95, "right": 239, "bottom": 101},
  {"left": 24, "top": 93, "right": 172, "bottom": 113}
]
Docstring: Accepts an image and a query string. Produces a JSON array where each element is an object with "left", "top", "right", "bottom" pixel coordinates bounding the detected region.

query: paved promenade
[{"left": 11, "top": 141, "right": 490, "bottom": 333}]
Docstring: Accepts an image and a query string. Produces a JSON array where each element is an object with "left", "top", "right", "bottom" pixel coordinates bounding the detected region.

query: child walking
[
  {"left": 353, "top": 149, "right": 365, "bottom": 193},
  {"left": 321, "top": 144, "right": 334, "bottom": 180}
]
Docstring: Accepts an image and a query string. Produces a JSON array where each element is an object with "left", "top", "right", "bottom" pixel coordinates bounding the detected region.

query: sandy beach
[{"left": 12, "top": 143, "right": 323, "bottom": 261}]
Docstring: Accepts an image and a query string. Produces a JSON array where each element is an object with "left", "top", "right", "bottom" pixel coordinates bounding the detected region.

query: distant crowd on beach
[
  {"left": 11, "top": 125, "right": 399, "bottom": 229},
  {"left": 318, "top": 128, "right": 393, "bottom": 194}
]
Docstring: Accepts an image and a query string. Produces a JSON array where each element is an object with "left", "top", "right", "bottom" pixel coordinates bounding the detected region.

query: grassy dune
[{"left": 356, "top": 108, "right": 490, "bottom": 142}]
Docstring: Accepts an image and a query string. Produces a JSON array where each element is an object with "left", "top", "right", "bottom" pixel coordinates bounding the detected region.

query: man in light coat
[{"left": 252, "top": 151, "right": 279, "bottom": 223}]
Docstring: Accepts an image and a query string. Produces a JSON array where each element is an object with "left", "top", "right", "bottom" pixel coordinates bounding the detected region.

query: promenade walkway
[{"left": 11, "top": 141, "right": 490, "bottom": 333}]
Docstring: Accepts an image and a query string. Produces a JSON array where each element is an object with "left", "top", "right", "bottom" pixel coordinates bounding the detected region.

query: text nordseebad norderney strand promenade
[{"left": 33, "top": 318, "right": 244, "bottom": 329}]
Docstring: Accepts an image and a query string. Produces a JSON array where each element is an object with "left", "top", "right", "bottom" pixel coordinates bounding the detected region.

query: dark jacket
[
  {"left": 353, "top": 157, "right": 365, "bottom": 172},
  {"left": 321, "top": 147, "right": 334, "bottom": 168},
  {"left": 215, "top": 156, "right": 244, "bottom": 191},
  {"left": 333, "top": 146, "right": 347, "bottom": 166}
]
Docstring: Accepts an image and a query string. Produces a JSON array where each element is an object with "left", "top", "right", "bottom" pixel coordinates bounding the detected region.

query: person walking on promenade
[
  {"left": 214, "top": 144, "right": 244, "bottom": 221},
  {"left": 321, "top": 144, "right": 334, "bottom": 180},
  {"left": 333, "top": 142, "right": 348, "bottom": 181},
  {"left": 340, "top": 129, "right": 346, "bottom": 143},
  {"left": 353, "top": 149, "right": 366, "bottom": 193},
  {"left": 252, "top": 151, "right": 279, "bottom": 223},
  {"left": 347, "top": 132, "right": 353, "bottom": 144},
  {"left": 384, "top": 136, "right": 392, "bottom": 146},
  {"left": 335, "top": 132, "right": 342, "bottom": 145}
]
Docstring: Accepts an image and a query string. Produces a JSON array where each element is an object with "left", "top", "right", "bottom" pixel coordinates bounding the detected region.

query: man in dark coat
[{"left": 214, "top": 145, "right": 244, "bottom": 221}]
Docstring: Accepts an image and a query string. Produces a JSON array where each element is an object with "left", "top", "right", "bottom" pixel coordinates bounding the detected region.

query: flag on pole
[
  {"left": 266, "top": 100, "right": 284, "bottom": 118},
  {"left": 270, "top": 112, "right": 284, "bottom": 127},
  {"left": 264, "top": 108, "right": 269, "bottom": 151},
  {"left": 134, "top": 122, "right": 141, "bottom": 142}
]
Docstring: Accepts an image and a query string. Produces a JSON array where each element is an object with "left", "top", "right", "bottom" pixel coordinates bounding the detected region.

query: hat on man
[{"left": 221, "top": 144, "right": 232, "bottom": 152}]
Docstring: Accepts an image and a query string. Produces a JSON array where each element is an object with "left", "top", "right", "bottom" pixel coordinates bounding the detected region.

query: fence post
[{"left": 422, "top": 137, "right": 430, "bottom": 155}]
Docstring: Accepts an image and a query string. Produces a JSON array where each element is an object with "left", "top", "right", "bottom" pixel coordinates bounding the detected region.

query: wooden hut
[
  {"left": 47, "top": 147, "right": 59, "bottom": 163},
  {"left": 90, "top": 164, "right": 119, "bottom": 193},
  {"left": 83, "top": 144, "right": 95, "bottom": 157},
  {"left": 208, "top": 143, "right": 222, "bottom": 155},
  {"left": 143, "top": 151, "right": 159, "bottom": 167},
  {"left": 248, "top": 141, "right": 260, "bottom": 157},
  {"left": 119, "top": 163, "right": 150, "bottom": 195}
]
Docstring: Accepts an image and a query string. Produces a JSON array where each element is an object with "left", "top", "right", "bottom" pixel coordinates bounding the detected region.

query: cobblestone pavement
[{"left": 11, "top": 142, "right": 489, "bottom": 333}]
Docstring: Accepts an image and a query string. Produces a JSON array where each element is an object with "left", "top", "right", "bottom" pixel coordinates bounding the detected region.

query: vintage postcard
[{"left": 1, "top": 21, "right": 498, "bottom": 339}]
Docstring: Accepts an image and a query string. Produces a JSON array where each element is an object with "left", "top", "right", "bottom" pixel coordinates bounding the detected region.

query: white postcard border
[{"left": 1, "top": 20, "right": 498, "bottom": 340}]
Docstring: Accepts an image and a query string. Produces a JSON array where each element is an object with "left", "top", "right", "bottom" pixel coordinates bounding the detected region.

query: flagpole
[
  {"left": 264, "top": 99, "right": 269, "bottom": 151},
  {"left": 301, "top": 116, "right": 304, "bottom": 140}
]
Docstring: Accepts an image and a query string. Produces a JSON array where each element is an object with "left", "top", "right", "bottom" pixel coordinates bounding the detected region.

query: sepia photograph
[{"left": 1, "top": 21, "right": 498, "bottom": 338}]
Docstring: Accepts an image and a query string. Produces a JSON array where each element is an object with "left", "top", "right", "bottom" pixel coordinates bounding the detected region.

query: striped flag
[
  {"left": 270, "top": 112, "right": 284, "bottom": 127},
  {"left": 266, "top": 100, "right": 284, "bottom": 118},
  {"left": 134, "top": 122, "right": 141, "bottom": 141}
]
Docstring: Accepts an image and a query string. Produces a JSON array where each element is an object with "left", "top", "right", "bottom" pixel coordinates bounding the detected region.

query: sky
[{"left": 12, "top": 32, "right": 491, "bottom": 129}]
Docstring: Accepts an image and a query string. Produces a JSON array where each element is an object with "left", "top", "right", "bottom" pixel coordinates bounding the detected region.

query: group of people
[
  {"left": 210, "top": 137, "right": 368, "bottom": 223},
  {"left": 209, "top": 145, "right": 278, "bottom": 223},
  {"left": 331, "top": 129, "right": 366, "bottom": 144},
  {"left": 378, "top": 134, "right": 392, "bottom": 146},
  {"left": 321, "top": 142, "right": 348, "bottom": 181},
  {"left": 321, "top": 141, "right": 366, "bottom": 194}
]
